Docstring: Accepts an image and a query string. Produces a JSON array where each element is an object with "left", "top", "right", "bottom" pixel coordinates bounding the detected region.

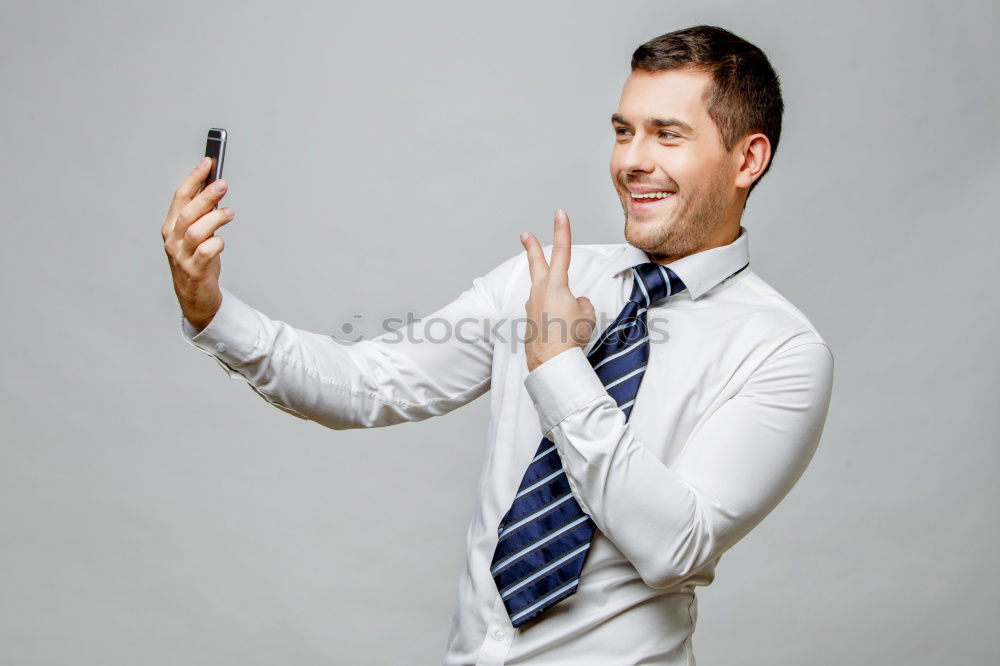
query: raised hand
[
  {"left": 521, "top": 209, "right": 596, "bottom": 372},
  {"left": 162, "top": 157, "right": 235, "bottom": 333}
]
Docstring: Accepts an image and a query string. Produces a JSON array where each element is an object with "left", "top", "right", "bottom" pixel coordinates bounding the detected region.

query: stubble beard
[{"left": 620, "top": 167, "right": 730, "bottom": 262}]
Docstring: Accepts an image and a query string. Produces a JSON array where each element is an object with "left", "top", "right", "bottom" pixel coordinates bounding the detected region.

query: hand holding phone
[{"left": 161, "top": 128, "right": 234, "bottom": 332}]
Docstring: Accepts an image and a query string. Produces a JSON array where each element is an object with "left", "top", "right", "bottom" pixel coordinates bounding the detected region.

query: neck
[{"left": 646, "top": 221, "right": 741, "bottom": 265}]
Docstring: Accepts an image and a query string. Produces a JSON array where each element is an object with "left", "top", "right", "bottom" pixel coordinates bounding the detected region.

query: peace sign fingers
[{"left": 521, "top": 209, "right": 573, "bottom": 285}]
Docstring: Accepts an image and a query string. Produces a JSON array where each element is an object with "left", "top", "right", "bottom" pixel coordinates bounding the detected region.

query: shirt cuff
[
  {"left": 523, "top": 346, "right": 608, "bottom": 437},
  {"left": 178, "top": 286, "right": 261, "bottom": 379}
]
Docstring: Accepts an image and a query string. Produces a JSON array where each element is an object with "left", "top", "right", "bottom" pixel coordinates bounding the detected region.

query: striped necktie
[{"left": 490, "top": 261, "right": 687, "bottom": 628}]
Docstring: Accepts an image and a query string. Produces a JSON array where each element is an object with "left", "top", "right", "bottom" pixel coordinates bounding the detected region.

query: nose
[{"left": 619, "top": 134, "right": 655, "bottom": 175}]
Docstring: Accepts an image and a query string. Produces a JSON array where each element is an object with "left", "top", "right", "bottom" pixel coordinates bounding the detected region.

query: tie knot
[{"left": 629, "top": 262, "right": 686, "bottom": 306}]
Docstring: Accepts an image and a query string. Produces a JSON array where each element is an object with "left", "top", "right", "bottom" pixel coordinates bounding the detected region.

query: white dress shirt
[{"left": 179, "top": 225, "right": 834, "bottom": 665}]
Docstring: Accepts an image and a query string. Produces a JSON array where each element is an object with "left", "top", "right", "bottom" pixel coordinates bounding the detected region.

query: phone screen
[{"left": 203, "top": 127, "right": 227, "bottom": 209}]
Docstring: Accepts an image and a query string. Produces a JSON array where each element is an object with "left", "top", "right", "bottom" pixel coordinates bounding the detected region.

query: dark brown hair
[{"left": 631, "top": 25, "right": 784, "bottom": 201}]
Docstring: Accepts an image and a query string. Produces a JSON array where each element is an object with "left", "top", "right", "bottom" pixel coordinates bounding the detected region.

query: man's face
[{"left": 610, "top": 68, "right": 739, "bottom": 259}]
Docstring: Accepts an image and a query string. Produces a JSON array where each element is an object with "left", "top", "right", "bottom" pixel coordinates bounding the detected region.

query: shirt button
[
  {"left": 215, "top": 343, "right": 226, "bottom": 352},
  {"left": 494, "top": 630, "right": 505, "bottom": 641}
]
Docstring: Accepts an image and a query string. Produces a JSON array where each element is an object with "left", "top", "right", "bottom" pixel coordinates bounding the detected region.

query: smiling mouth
[
  {"left": 628, "top": 192, "right": 675, "bottom": 212},
  {"left": 630, "top": 192, "right": 675, "bottom": 201}
]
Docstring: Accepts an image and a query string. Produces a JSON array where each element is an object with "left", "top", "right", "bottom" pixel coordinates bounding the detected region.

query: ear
[{"left": 733, "top": 133, "right": 771, "bottom": 190}]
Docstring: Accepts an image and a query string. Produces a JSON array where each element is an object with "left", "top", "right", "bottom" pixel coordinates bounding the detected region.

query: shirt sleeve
[
  {"left": 178, "top": 253, "right": 520, "bottom": 430},
  {"left": 521, "top": 341, "right": 835, "bottom": 590}
]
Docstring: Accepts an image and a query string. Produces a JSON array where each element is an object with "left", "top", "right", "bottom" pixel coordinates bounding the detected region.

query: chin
[{"left": 625, "top": 215, "right": 674, "bottom": 248}]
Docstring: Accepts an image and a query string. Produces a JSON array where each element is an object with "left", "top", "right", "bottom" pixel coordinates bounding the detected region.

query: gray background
[{"left": 1, "top": 0, "right": 997, "bottom": 663}]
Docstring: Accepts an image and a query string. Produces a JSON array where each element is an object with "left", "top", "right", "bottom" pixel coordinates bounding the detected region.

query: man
[{"left": 162, "top": 24, "right": 833, "bottom": 665}]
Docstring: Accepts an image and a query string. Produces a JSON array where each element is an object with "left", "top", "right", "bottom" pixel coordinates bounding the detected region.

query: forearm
[
  {"left": 181, "top": 285, "right": 495, "bottom": 429},
  {"left": 523, "top": 343, "right": 834, "bottom": 589}
]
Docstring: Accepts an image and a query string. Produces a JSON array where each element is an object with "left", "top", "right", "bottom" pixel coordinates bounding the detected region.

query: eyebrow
[{"left": 611, "top": 113, "right": 694, "bottom": 134}]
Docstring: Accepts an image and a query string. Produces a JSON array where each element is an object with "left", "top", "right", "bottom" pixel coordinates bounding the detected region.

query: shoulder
[
  {"left": 724, "top": 269, "right": 832, "bottom": 355},
  {"left": 689, "top": 269, "right": 834, "bottom": 390}
]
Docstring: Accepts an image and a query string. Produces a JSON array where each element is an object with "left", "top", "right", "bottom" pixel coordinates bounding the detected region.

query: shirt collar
[{"left": 605, "top": 225, "right": 751, "bottom": 300}]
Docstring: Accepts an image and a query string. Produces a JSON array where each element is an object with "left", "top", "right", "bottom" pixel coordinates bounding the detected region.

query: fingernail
[
  {"left": 213, "top": 181, "right": 225, "bottom": 193},
  {"left": 520, "top": 231, "right": 528, "bottom": 242}
]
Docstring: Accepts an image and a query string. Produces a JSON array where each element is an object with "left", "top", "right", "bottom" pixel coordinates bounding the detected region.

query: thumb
[{"left": 576, "top": 295, "right": 595, "bottom": 313}]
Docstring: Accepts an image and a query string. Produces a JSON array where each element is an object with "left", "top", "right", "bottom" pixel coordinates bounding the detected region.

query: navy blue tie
[{"left": 490, "top": 261, "right": 687, "bottom": 627}]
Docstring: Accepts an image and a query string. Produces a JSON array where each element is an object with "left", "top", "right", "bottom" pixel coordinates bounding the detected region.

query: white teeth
[{"left": 631, "top": 192, "right": 673, "bottom": 199}]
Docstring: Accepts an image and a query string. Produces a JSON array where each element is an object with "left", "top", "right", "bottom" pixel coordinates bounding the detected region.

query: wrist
[
  {"left": 183, "top": 307, "right": 218, "bottom": 334},
  {"left": 526, "top": 344, "right": 581, "bottom": 373}
]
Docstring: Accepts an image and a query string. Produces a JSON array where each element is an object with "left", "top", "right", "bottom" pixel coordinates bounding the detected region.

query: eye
[
  {"left": 659, "top": 131, "right": 679, "bottom": 140},
  {"left": 614, "top": 127, "right": 631, "bottom": 137}
]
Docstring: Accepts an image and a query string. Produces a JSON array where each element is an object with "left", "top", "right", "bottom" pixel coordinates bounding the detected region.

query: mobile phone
[{"left": 203, "top": 127, "right": 227, "bottom": 209}]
